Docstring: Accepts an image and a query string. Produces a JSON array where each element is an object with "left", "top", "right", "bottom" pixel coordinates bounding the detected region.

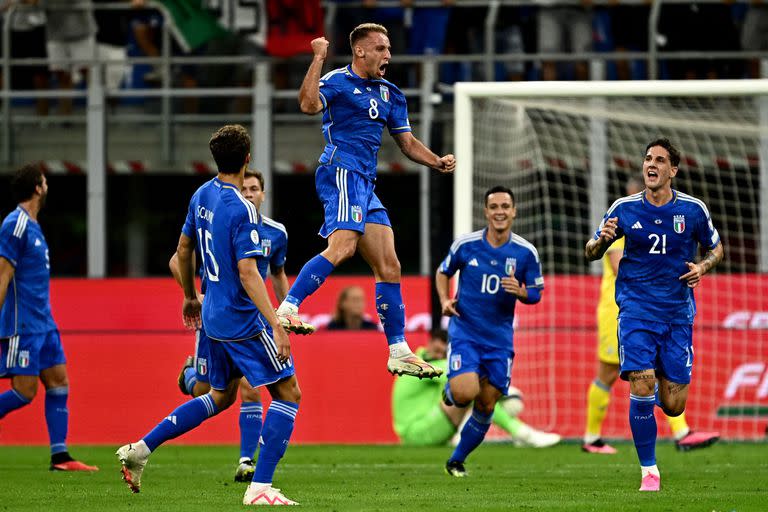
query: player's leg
[
  {"left": 0, "top": 374, "right": 36, "bottom": 418},
  {"left": 0, "top": 334, "right": 38, "bottom": 417},
  {"left": 620, "top": 318, "right": 661, "bottom": 491},
  {"left": 178, "top": 328, "right": 213, "bottom": 397},
  {"left": 357, "top": 221, "right": 441, "bottom": 378},
  {"left": 235, "top": 378, "right": 262, "bottom": 482},
  {"left": 447, "top": 378, "right": 501, "bottom": 477}
]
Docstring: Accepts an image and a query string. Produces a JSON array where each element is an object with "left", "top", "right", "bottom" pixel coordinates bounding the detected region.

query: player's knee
[
  {"left": 12, "top": 378, "right": 38, "bottom": 401},
  {"left": 240, "top": 385, "right": 261, "bottom": 403},
  {"left": 375, "top": 257, "right": 401, "bottom": 282},
  {"left": 451, "top": 388, "right": 478, "bottom": 407},
  {"left": 663, "top": 403, "right": 685, "bottom": 417},
  {"left": 473, "top": 401, "right": 495, "bottom": 416},
  {"left": 192, "top": 381, "right": 211, "bottom": 398},
  {"left": 210, "top": 389, "right": 237, "bottom": 411}
]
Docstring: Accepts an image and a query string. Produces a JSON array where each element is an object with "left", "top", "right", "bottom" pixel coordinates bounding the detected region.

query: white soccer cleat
[
  {"left": 243, "top": 484, "right": 299, "bottom": 506},
  {"left": 275, "top": 307, "right": 316, "bottom": 335},
  {"left": 513, "top": 425, "right": 561, "bottom": 448},
  {"left": 387, "top": 353, "right": 443, "bottom": 379},
  {"left": 116, "top": 443, "right": 148, "bottom": 493}
]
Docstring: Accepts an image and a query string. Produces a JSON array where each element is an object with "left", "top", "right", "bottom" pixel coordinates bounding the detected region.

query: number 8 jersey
[
  {"left": 439, "top": 229, "right": 544, "bottom": 350},
  {"left": 594, "top": 190, "right": 720, "bottom": 325},
  {"left": 182, "top": 177, "right": 266, "bottom": 342}
]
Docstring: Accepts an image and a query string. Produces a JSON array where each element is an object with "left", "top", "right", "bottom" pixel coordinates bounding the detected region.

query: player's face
[
  {"left": 241, "top": 176, "right": 264, "bottom": 211},
  {"left": 37, "top": 175, "right": 48, "bottom": 207},
  {"left": 355, "top": 32, "right": 392, "bottom": 79},
  {"left": 643, "top": 146, "right": 678, "bottom": 192},
  {"left": 484, "top": 192, "right": 516, "bottom": 233}
]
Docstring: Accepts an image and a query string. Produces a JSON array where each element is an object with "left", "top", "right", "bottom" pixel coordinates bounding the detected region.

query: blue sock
[
  {"left": 45, "top": 387, "right": 69, "bottom": 455},
  {"left": 284, "top": 255, "right": 335, "bottom": 307},
  {"left": 629, "top": 394, "right": 657, "bottom": 466},
  {"left": 449, "top": 409, "right": 493, "bottom": 463},
  {"left": 253, "top": 400, "right": 298, "bottom": 484},
  {"left": 239, "top": 402, "right": 263, "bottom": 460},
  {"left": 183, "top": 367, "right": 198, "bottom": 395},
  {"left": 375, "top": 282, "right": 406, "bottom": 345},
  {"left": 142, "top": 394, "right": 219, "bottom": 452},
  {"left": 0, "top": 388, "right": 31, "bottom": 419}
]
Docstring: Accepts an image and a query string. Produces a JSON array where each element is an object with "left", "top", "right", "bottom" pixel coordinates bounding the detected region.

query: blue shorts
[
  {"left": 207, "top": 327, "right": 295, "bottom": 391},
  {"left": 447, "top": 336, "right": 514, "bottom": 395},
  {"left": 0, "top": 330, "right": 66, "bottom": 377},
  {"left": 618, "top": 317, "right": 693, "bottom": 384},
  {"left": 315, "top": 164, "right": 391, "bottom": 238},
  {"left": 194, "top": 326, "right": 212, "bottom": 384}
]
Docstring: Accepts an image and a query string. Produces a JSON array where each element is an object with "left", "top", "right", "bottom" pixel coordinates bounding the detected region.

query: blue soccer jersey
[
  {"left": 317, "top": 65, "right": 411, "bottom": 180},
  {"left": 0, "top": 207, "right": 57, "bottom": 336},
  {"left": 594, "top": 190, "right": 720, "bottom": 325},
  {"left": 182, "top": 177, "right": 267, "bottom": 342},
  {"left": 256, "top": 215, "right": 287, "bottom": 280},
  {"left": 439, "top": 229, "right": 545, "bottom": 350}
]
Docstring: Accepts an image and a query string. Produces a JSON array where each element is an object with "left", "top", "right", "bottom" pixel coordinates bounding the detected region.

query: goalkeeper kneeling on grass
[{"left": 391, "top": 329, "right": 560, "bottom": 448}]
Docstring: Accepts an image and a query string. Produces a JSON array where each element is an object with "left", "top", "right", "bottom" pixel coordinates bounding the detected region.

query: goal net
[{"left": 454, "top": 80, "right": 768, "bottom": 441}]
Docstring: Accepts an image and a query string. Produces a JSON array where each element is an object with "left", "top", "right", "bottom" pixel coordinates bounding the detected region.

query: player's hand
[
  {"left": 273, "top": 326, "right": 291, "bottom": 363},
  {"left": 599, "top": 217, "right": 619, "bottom": 244},
  {"left": 441, "top": 298, "right": 460, "bottom": 317},
  {"left": 437, "top": 154, "right": 456, "bottom": 173},
  {"left": 182, "top": 297, "right": 202, "bottom": 330},
  {"left": 311, "top": 37, "right": 329, "bottom": 60},
  {"left": 679, "top": 261, "right": 703, "bottom": 289},
  {"left": 501, "top": 276, "right": 525, "bottom": 298}
]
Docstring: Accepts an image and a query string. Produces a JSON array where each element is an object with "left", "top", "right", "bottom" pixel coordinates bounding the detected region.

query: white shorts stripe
[
  {"left": 260, "top": 332, "right": 283, "bottom": 371},
  {"left": 264, "top": 331, "right": 292, "bottom": 368},
  {"left": 6, "top": 335, "right": 18, "bottom": 367}
]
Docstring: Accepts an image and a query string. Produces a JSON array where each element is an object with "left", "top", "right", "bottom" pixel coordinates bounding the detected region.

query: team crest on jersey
[
  {"left": 505, "top": 258, "right": 516, "bottom": 276},
  {"left": 351, "top": 205, "right": 363, "bottom": 223},
  {"left": 197, "top": 357, "right": 208, "bottom": 376},
  {"left": 450, "top": 354, "right": 462, "bottom": 371},
  {"left": 261, "top": 239, "right": 272, "bottom": 257},
  {"left": 379, "top": 85, "right": 390, "bottom": 102},
  {"left": 673, "top": 215, "right": 686, "bottom": 234},
  {"left": 18, "top": 350, "right": 30, "bottom": 368}
]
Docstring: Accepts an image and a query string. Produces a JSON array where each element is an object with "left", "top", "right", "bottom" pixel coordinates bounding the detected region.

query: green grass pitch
[{"left": 1, "top": 443, "right": 766, "bottom": 511}]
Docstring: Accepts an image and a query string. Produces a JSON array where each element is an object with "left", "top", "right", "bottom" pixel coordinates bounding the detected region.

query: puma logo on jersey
[{"left": 631, "top": 221, "right": 643, "bottom": 229}]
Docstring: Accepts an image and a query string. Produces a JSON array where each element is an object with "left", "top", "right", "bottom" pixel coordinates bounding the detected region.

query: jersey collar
[{"left": 346, "top": 64, "right": 383, "bottom": 83}]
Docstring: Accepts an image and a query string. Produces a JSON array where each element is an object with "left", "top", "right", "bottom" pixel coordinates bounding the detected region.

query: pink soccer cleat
[
  {"left": 639, "top": 473, "right": 661, "bottom": 491},
  {"left": 243, "top": 484, "right": 298, "bottom": 506},
  {"left": 676, "top": 430, "right": 720, "bottom": 451},
  {"left": 581, "top": 439, "right": 617, "bottom": 454},
  {"left": 50, "top": 460, "right": 99, "bottom": 471}
]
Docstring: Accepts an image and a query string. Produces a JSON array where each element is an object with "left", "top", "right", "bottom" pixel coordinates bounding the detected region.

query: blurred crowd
[{"left": 0, "top": 0, "right": 765, "bottom": 115}]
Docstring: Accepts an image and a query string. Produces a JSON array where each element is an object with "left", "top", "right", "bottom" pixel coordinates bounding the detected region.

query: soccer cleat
[
  {"left": 581, "top": 438, "right": 618, "bottom": 454},
  {"left": 177, "top": 355, "right": 194, "bottom": 395},
  {"left": 276, "top": 310, "right": 316, "bottom": 335},
  {"left": 445, "top": 460, "right": 468, "bottom": 478},
  {"left": 517, "top": 429, "right": 561, "bottom": 448},
  {"left": 387, "top": 353, "right": 443, "bottom": 379},
  {"left": 50, "top": 460, "right": 99, "bottom": 471},
  {"left": 243, "top": 484, "right": 299, "bottom": 506},
  {"left": 116, "top": 443, "right": 148, "bottom": 493},
  {"left": 675, "top": 430, "right": 720, "bottom": 452},
  {"left": 235, "top": 459, "right": 256, "bottom": 482},
  {"left": 639, "top": 473, "right": 661, "bottom": 491}
]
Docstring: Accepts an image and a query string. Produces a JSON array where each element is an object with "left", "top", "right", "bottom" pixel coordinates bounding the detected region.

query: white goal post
[{"left": 452, "top": 80, "right": 768, "bottom": 440}]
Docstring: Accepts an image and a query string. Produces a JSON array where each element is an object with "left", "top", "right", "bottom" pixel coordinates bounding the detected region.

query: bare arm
[
  {"left": 393, "top": 131, "right": 455, "bottom": 173},
  {"left": 0, "top": 257, "right": 16, "bottom": 313},
  {"left": 238, "top": 258, "right": 291, "bottom": 361},
  {"left": 435, "top": 267, "right": 459, "bottom": 317},
  {"left": 585, "top": 217, "right": 619, "bottom": 261},
  {"left": 169, "top": 250, "right": 196, "bottom": 289},
  {"left": 679, "top": 242, "right": 724, "bottom": 289},
  {"left": 298, "top": 37, "right": 329, "bottom": 115},
  {"left": 269, "top": 266, "right": 289, "bottom": 304},
  {"left": 177, "top": 233, "right": 201, "bottom": 329}
]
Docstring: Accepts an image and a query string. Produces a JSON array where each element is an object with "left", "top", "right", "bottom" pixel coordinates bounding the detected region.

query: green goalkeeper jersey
[{"left": 391, "top": 347, "right": 449, "bottom": 436}]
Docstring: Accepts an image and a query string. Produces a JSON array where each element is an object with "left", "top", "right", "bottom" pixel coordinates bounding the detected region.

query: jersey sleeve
[
  {"left": 233, "top": 212, "right": 264, "bottom": 262},
  {"left": 694, "top": 204, "right": 720, "bottom": 250},
  {"left": 523, "top": 247, "right": 545, "bottom": 289},
  {"left": 181, "top": 200, "right": 195, "bottom": 239},
  {"left": 318, "top": 79, "right": 341, "bottom": 111},
  {"left": 0, "top": 217, "right": 25, "bottom": 268},
  {"left": 439, "top": 242, "right": 465, "bottom": 277},
  {"left": 270, "top": 232, "right": 287, "bottom": 271},
  {"left": 387, "top": 88, "right": 412, "bottom": 135}
]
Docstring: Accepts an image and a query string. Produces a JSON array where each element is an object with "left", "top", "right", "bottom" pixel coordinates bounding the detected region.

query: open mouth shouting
[{"left": 378, "top": 62, "right": 388, "bottom": 78}]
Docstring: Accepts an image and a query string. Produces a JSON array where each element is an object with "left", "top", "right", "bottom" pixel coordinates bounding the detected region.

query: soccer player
[
  {"left": 585, "top": 138, "right": 724, "bottom": 491},
  {"left": 274, "top": 23, "right": 456, "bottom": 378},
  {"left": 392, "top": 329, "right": 560, "bottom": 448},
  {"left": 0, "top": 164, "right": 98, "bottom": 472},
  {"left": 170, "top": 169, "right": 290, "bottom": 483},
  {"left": 437, "top": 186, "right": 545, "bottom": 477},
  {"left": 583, "top": 177, "right": 720, "bottom": 455},
  {"left": 117, "top": 125, "right": 300, "bottom": 506}
]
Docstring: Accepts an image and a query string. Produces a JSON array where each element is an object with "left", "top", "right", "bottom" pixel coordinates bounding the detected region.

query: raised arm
[
  {"left": 392, "top": 131, "right": 456, "bottom": 173},
  {"left": 298, "top": 37, "right": 329, "bottom": 115},
  {"left": 585, "top": 217, "right": 619, "bottom": 261}
]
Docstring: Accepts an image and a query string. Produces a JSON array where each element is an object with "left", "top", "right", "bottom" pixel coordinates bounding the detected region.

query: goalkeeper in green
[{"left": 391, "top": 329, "right": 561, "bottom": 447}]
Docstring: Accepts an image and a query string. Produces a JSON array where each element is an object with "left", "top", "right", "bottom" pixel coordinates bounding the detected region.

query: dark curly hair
[{"left": 209, "top": 124, "right": 251, "bottom": 174}]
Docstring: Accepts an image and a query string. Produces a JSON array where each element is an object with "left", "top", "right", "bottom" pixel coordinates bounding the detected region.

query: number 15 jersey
[{"left": 593, "top": 190, "right": 720, "bottom": 325}]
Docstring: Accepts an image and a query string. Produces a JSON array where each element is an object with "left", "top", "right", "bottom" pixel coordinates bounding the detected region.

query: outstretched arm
[
  {"left": 392, "top": 131, "right": 455, "bottom": 173},
  {"left": 298, "top": 37, "right": 329, "bottom": 115}
]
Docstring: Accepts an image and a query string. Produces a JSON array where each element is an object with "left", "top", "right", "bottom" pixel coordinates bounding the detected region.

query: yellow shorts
[{"left": 597, "top": 308, "right": 619, "bottom": 365}]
